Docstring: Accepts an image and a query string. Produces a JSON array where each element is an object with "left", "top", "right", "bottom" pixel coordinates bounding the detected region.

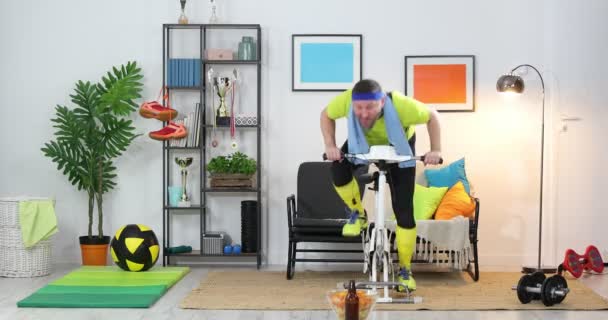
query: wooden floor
[{"left": 1, "top": 264, "right": 608, "bottom": 320}]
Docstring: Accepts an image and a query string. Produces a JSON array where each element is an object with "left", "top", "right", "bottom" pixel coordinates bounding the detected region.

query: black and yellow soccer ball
[{"left": 110, "top": 224, "right": 159, "bottom": 272}]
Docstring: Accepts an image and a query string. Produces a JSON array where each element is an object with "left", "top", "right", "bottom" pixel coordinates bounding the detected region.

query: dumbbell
[
  {"left": 559, "top": 245, "right": 605, "bottom": 278},
  {"left": 512, "top": 273, "right": 569, "bottom": 306},
  {"left": 513, "top": 272, "right": 544, "bottom": 303}
]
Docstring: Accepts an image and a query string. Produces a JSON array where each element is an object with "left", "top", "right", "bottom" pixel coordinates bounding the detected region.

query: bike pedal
[
  {"left": 397, "top": 289, "right": 416, "bottom": 298},
  {"left": 395, "top": 285, "right": 415, "bottom": 294}
]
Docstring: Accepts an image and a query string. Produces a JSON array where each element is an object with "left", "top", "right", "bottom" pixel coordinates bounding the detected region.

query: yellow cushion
[
  {"left": 435, "top": 181, "right": 476, "bottom": 220},
  {"left": 413, "top": 184, "right": 448, "bottom": 220}
]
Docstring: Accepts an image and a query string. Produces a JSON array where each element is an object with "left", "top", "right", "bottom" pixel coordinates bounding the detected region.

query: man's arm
[
  {"left": 320, "top": 108, "right": 342, "bottom": 161},
  {"left": 424, "top": 109, "right": 442, "bottom": 164}
]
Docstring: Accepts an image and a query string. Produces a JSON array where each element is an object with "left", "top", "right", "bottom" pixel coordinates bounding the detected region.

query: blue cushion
[{"left": 424, "top": 158, "right": 471, "bottom": 194}]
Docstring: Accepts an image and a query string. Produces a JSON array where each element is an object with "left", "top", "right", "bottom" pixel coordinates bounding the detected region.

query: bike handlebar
[{"left": 322, "top": 152, "right": 443, "bottom": 164}]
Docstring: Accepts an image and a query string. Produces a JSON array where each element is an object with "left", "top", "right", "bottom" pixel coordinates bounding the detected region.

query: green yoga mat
[{"left": 18, "top": 266, "right": 189, "bottom": 308}]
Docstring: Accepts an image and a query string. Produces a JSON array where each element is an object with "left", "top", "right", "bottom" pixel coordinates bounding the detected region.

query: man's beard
[{"left": 361, "top": 109, "right": 383, "bottom": 130}]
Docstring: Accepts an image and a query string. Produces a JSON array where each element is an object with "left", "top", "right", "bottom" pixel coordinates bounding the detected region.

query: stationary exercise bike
[{"left": 325, "top": 145, "right": 442, "bottom": 304}]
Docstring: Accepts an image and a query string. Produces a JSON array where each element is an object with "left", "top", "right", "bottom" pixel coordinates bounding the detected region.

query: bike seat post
[
  {"left": 370, "top": 172, "right": 379, "bottom": 192},
  {"left": 374, "top": 165, "right": 388, "bottom": 237},
  {"left": 373, "top": 165, "right": 391, "bottom": 299},
  {"left": 369, "top": 161, "right": 389, "bottom": 192},
  {"left": 376, "top": 160, "right": 388, "bottom": 172}
]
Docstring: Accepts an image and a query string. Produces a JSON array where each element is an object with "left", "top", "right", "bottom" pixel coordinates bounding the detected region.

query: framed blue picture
[{"left": 292, "top": 34, "right": 362, "bottom": 91}]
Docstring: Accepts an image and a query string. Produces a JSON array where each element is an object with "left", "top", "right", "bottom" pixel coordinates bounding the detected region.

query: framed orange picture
[{"left": 405, "top": 55, "right": 475, "bottom": 112}]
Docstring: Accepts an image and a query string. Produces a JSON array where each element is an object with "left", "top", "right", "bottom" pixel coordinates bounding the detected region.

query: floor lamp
[{"left": 496, "top": 64, "right": 557, "bottom": 274}]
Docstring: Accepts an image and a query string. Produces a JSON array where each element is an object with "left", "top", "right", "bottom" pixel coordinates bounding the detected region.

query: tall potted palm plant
[{"left": 42, "top": 61, "right": 144, "bottom": 265}]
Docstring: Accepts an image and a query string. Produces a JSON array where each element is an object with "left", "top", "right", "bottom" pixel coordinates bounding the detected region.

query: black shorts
[{"left": 331, "top": 136, "right": 417, "bottom": 229}]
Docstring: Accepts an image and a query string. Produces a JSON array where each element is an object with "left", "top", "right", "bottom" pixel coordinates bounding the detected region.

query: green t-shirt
[{"left": 326, "top": 89, "right": 430, "bottom": 145}]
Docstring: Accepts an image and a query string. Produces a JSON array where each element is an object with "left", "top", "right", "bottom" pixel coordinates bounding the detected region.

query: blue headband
[{"left": 352, "top": 91, "right": 384, "bottom": 101}]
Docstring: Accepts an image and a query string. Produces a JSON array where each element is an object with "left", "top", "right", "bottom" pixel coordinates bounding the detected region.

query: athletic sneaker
[
  {"left": 397, "top": 267, "right": 416, "bottom": 292},
  {"left": 139, "top": 101, "right": 178, "bottom": 121},
  {"left": 149, "top": 122, "right": 187, "bottom": 141},
  {"left": 342, "top": 209, "right": 368, "bottom": 237}
]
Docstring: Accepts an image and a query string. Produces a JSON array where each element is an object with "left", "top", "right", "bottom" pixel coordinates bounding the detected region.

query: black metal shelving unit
[{"left": 161, "top": 23, "right": 262, "bottom": 269}]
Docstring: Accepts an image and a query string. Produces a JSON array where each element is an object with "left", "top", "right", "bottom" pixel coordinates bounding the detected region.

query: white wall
[
  {"left": 0, "top": 0, "right": 605, "bottom": 270},
  {"left": 544, "top": 0, "right": 608, "bottom": 265}
]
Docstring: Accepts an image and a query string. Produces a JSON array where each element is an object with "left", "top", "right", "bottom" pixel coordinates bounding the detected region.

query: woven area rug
[{"left": 180, "top": 271, "right": 608, "bottom": 310}]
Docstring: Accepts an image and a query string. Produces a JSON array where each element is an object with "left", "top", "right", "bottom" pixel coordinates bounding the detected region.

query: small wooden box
[
  {"left": 205, "top": 49, "right": 234, "bottom": 60},
  {"left": 209, "top": 173, "right": 255, "bottom": 188}
]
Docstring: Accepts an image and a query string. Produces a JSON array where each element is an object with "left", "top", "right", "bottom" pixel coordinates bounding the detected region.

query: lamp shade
[{"left": 496, "top": 74, "right": 525, "bottom": 93}]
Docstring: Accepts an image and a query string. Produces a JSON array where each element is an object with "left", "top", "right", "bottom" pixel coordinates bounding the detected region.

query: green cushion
[
  {"left": 17, "top": 285, "right": 167, "bottom": 308},
  {"left": 17, "top": 292, "right": 161, "bottom": 308},
  {"left": 413, "top": 183, "right": 448, "bottom": 220},
  {"left": 51, "top": 266, "right": 189, "bottom": 287},
  {"left": 37, "top": 285, "right": 166, "bottom": 295},
  {"left": 17, "top": 266, "right": 190, "bottom": 308}
]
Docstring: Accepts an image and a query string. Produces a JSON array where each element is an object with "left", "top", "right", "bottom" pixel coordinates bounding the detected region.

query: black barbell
[{"left": 512, "top": 272, "right": 569, "bottom": 306}]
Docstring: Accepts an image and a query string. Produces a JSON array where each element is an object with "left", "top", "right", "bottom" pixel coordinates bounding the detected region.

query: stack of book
[
  {"left": 169, "top": 103, "right": 202, "bottom": 148},
  {"left": 167, "top": 59, "right": 201, "bottom": 87}
]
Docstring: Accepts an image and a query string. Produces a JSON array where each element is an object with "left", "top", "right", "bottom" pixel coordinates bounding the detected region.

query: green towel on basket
[{"left": 19, "top": 199, "right": 57, "bottom": 248}]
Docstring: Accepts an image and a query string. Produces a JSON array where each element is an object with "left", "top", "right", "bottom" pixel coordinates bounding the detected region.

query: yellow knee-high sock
[
  {"left": 333, "top": 178, "right": 365, "bottom": 216},
  {"left": 395, "top": 225, "right": 417, "bottom": 270}
]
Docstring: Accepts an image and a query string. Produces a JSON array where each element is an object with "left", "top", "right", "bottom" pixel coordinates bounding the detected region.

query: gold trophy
[
  {"left": 175, "top": 157, "right": 193, "bottom": 207},
  {"left": 213, "top": 76, "right": 233, "bottom": 126}
]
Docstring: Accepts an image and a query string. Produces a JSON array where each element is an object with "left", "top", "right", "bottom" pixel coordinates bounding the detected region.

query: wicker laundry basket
[{"left": 0, "top": 198, "right": 53, "bottom": 277}]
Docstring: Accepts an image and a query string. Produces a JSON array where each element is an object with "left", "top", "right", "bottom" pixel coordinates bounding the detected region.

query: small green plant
[{"left": 207, "top": 152, "right": 257, "bottom": 175}]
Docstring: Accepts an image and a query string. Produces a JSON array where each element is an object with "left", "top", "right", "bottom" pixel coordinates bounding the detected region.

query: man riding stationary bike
[{"left": 320, "top": 79, "right": 442, "bottom": 291}]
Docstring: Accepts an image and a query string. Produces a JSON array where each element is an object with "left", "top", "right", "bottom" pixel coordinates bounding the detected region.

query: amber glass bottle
[{"left": 345, "top": 280, "right": 359, "bottom": 320}]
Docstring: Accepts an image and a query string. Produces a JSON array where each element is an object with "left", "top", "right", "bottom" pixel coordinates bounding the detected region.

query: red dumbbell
[
  {"left": 584, "top": 245, "right": 605, "bottom": 273},
  {"left": 560, "top": 245, "right": 604, "bottom": 278}
]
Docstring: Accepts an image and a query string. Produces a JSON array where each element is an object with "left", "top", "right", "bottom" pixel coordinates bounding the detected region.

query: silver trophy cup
[{"left": 175, "top": 157, "right": 193, "bottom": 207}]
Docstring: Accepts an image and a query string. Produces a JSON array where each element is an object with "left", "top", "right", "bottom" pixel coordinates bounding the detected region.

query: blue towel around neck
[{"left": 347, "top": 94, "right": 415, "bottom": 168}]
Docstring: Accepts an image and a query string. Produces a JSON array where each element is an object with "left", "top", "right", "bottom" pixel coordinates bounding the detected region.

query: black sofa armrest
[
  {"left": 469, "top": 197, "right": 480, "bottom": 243},
  {"left": 287, "top": 194, "right": 296, "bottom": 229}
]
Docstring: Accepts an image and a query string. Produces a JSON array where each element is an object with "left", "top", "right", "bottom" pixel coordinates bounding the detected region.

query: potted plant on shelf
[
  {"left": 41, "top": 61, "right": 144, "bottom": 265},
  {"left": 207, "top": 152, "right": 257, "bottom": 188}
]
